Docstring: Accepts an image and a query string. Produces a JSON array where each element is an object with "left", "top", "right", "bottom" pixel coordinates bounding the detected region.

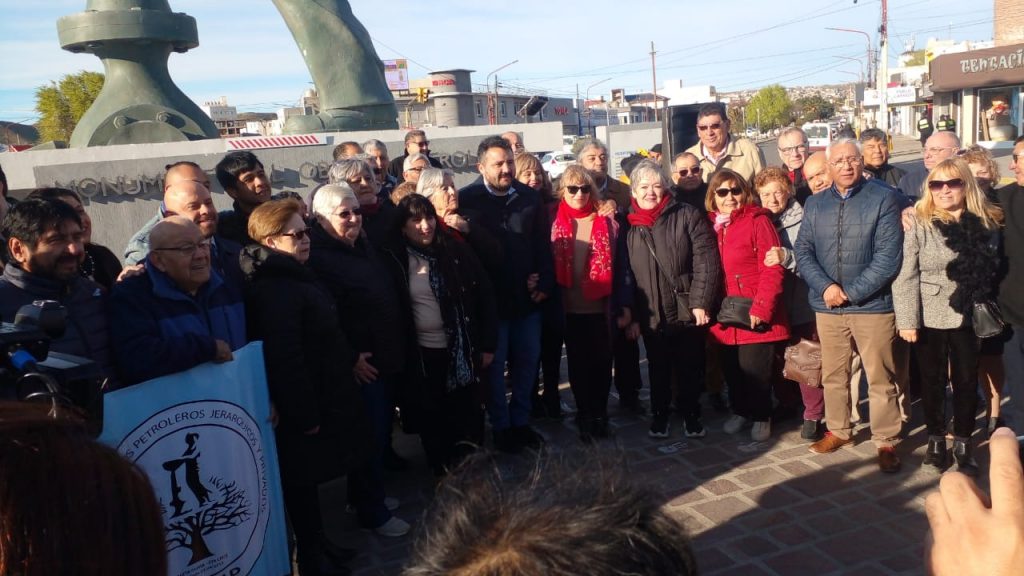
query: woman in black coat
[
  {"left": 383, "top": 194, "right": 498, "bottom": 476},
  {"left": 241, "top": 198, "right": 364, "bottom": 575}
]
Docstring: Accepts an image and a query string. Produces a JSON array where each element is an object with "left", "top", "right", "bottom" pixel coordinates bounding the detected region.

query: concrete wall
[
  {"left": 596, "top": 122, "right": 663, "bottom": 180},
  {"left": 2, "top": 122, "right": 563, "bottom": 259}
]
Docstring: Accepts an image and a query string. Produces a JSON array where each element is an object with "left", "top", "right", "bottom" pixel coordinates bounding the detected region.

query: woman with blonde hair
[
  {"left": 893, "top": 158, "right": 1004, "bottom": 475},
  {"left": 515, "top": 151, "right": 555, "bottom": 201}
]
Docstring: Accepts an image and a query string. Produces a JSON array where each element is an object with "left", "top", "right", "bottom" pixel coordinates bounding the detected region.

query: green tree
[
  {"left": 904, "top": 50, "right": 926, "bottom": 66},
  {"left": 34, "top": 71, "right": 104, "bottom": 143},
  {"left": 793, "top": 94, "right": 836, "bottom": 125},
  {"left": 746, "top": 85, "right": 793, "bottom": 131}
]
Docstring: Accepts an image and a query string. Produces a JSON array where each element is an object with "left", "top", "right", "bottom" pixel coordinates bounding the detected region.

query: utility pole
[
  {"left": 650, "top": 41, "right": 659, "bottom": 123},
  {"left": 576, "top": 84, "right": 582, "bottom": 136},
  {"left": 878, "top": 0, "right": 889, "bottom": 134}
]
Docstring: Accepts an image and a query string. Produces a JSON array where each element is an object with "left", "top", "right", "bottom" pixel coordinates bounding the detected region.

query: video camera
[{"left": 0, "top": 300, "right": 104, "bottom": 435}]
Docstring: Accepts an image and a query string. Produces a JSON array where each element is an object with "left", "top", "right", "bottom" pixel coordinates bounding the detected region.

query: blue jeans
[
  {"left": 1002, "top": 326, "right": 1024, "bottom": 433},
  {"left": 487, "top": 312, "right": 542, "bottom": 431}
]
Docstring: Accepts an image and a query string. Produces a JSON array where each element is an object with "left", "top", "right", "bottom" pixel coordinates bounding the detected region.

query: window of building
[
  {"left": 475, "top": 101, "right": 482, "bottom": 117},
  {"left": 978, "top": 87, "right": 1021, "bottom": 142},
  {"left": 500, "top": 101, "right": 507, "bottom": 117}
]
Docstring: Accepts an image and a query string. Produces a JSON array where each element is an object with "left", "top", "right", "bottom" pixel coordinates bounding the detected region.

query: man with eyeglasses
[
  {"left": 777, "top": 127, "right": 812, "bottom": 205},
  {"left": 363, "top": 138, "right": 397, "bottom": 198},
  {"left": 670, "top": 152, "right": 707, "bottom": 210},
  {"left": 402, "top": 153, "right": 431, "bottom": 186},
  {"left": 0, "top": 198, "right": 115, "bottom": 382},
  {"left": 795, "top": 138, "right": 905, "bottom": 473},
  {"left": 898, "top": 131, "right": 961, "bottom": 199},
  {"left": 388, "top": 129, "right": 443, "bottom": 184},
  {"left": 859, "top": 128, "right": 905, "bottom": 190},
  {"left": 111, "top": 216, "right": 246, "bottom": 387},
  {"left": 996, "top": 135, "right": 1024, "bottom": 435},
  {"left": 685, "top": 102, "right": 765, "bottom": 184}
]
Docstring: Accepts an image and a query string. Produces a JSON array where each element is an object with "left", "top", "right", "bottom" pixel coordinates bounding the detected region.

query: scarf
[
  {"left": 713, "top": 212, "right": 731, "bottom": 232},
  {"left": 552, "top": 198, "right": 613, "bottom": 301},
  {"left": 627, "top": 194, "right": 671, "bottom": 228},
  {"left": 360, "top": 198, "right": 381, "bottom": 216},
  {"left": 406, "top": 243, "right": 474, "bottom": 392},
  {"left": 935, "top": 211, "right": 1000, "bottom": 315}
]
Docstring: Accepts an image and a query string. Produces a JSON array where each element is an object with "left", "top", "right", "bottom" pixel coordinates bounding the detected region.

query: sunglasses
[
  {"left": 927, "top": 178, "right": 965, "bottom": 191},
  {"left": 677, "top": 168, "right": 701, "bottom": 176},
  {"left": 715, "top": 187, "right": 743, "bottom": 198},
  {"left": 565, "top": 185, "right": 593, "bottom": 195},
  {"left": 279, "top": 227, "right": 311, "bottom": 240},
  {"left": 332, "top": 208, "right": 363, "bottom": 219},
  {"left": 697, "top": 122, "right": 723, "bottom": 132}
]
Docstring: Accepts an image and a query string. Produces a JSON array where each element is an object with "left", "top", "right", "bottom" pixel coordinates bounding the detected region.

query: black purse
[
  {"left": 973, "top": 300, "right": 1005, "bottom": 339},
  {"left": 640, "top": 229, "right": 694, "bottom": 325},
  {"left": 717, "top": 296, "right": 770, "bottom": 332}
]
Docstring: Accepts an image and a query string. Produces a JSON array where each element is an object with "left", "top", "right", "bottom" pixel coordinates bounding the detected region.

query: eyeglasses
[
  {"left": 927, "top": 178, "right": 965, "bottom": 191},
  {"left": 924, "top": 146, "right": 958, "bottom": 155},
  {"left": 778, "top": 144, "right": 808, "bottom": 155},
  {"left": 152, "top": 238, "right": 212, "bottom": 257},
  {"left": 279, "top": 227, "right": 311, "bottom": 240},
  {"left": 406, "top": 166, "right": 424, "bottom": 173},
  {"left": 677, "top": 167, "right": 701, "bottom": 176},
  {"left": 411, "top": 140, "right": 429, "bottom": 148},
  {"left": 829, "top": 157, "right": 861, "bottom": 168},
  {"left": 715, "top": 187, "right": 743, "bottom": 198},
  {"left": 332, "top": 208, "right": 363, "bottom": 220},
  {"left": 697, "top": 122, "right": 723, "bottom": 132},
  {"left": 565, "top": 185, "right": 593, "bottom": 195}
]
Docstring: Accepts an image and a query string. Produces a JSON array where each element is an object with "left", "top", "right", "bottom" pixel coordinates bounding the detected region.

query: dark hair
[
  {"left": 271, "top": 190, "right": 303, "bottom": 202},
  {"left": 620, "top": 153, "right": 645, "bottom": 179},
  {"left": 476, "top": 135, "right": 512, "bottom": 160},
  {"left": 697, "top": 102, "right": 728, "bottom": 123},
  {"left": 394, "top": 194, "right": 438, "bottom": 238},
  {"left": 0, "top": 402, "right": 167, "bottom": 576},
  {"left": 2, "top": 198, "right": 82, "bottom": 258},
  {"left": 1015, "top": 135, "right": 1024, "bottom": 145},
  {"left": 27, "top": 186, "right": 83, "bottom": 204},
  {"left": 215, "top": 151, "right": 263, "bottom": 192},
  {"left": 836, "top": 127, "right": 857, "bottom": 140},
  {"left": 404, "top": 129, "right": 427, "bottom": 144},
  {"left": 858, "top": 128, "right": 888, "bottom": 145},
  {"left": 403, "top": 451, "right": 698, "bottom": 576},
  {"left": 0, "top": 163, "right": 7, "bottom": 197},
  {"left": 332, "top": 141, "right": 363, "bottom": 161},
  {"left": 706, "top": 167, "right": 754, "bottom": 212}
]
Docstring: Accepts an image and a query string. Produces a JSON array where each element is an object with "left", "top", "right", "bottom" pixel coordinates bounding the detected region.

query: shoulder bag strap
[{"left": 640, "top": 227, "right": 681, "bottom": 292}]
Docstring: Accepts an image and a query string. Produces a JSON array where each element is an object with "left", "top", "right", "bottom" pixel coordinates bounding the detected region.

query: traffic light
[{"left": 415, "top": 88, "right": 431, "bottom": 103}]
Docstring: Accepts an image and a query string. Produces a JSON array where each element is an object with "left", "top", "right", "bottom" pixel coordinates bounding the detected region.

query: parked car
[{"left": 540, "top": 152, "right": 576, "bottom": 178}]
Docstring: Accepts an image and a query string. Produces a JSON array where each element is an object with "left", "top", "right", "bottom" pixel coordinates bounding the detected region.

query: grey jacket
[
  {"left": 892, "top": 218, "right": 965, "bottom": 330},
  {"left": 773, "top": 199, "right": 815, "bottom": 327}
]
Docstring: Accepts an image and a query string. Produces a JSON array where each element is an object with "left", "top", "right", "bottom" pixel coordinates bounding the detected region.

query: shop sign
[
  {"left": 960, "top": 49, "right": 1024, "bottom": 74},
  {"left": 863, "top": 86, "right": 917, "bottom": 106},
  {"left": 931, "top": 43, "right": 1024, "bottom": 91}
]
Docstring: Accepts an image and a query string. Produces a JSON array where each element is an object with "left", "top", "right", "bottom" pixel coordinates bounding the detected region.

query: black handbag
[
  {"left": 973, "top": 300, "right": 1006, "bottom": 339},
  {"left": 640, "top": 229, "right": 693, "bottom": 325},
  {"left": 717, "top": 296, "right": 771, "bottom": 332}
]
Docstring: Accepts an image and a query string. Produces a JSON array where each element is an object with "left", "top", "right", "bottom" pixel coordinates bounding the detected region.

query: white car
[{"left": 540, "top": 152, "right": 576, "bottom": 178}]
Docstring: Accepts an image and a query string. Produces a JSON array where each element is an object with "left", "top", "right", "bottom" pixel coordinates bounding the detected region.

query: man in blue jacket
[
  {"left": 795, "top": 138, "right": 904, "bottom": 473},
  {"left": 111, "top": 216, "right": 245, "bottom": 387},
  {"left": 459, "top": 136, "right": 555, "bottom": 453}
]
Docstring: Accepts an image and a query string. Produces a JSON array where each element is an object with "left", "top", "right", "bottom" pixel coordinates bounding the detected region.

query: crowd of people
[{"left": 1, "top": 100, "right": 1024, "bottom": 575}]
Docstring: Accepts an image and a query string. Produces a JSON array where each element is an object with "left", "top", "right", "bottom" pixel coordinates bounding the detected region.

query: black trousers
[
  {"left": 564, "top": 314, "right": 613, "bottom": 420},
  {"left": 914, "top": 327, "right": 979, "bottom": 438},
  {"left": 282, "top": 483, "right": 322, "bottom": 565},
  {"left": 722, "top": 342, "right": 775, "bottom": 422},
  {"left": 613, "top": 328, "right": 643, "bottom": 401},
  {"left": 537, "top": 304, "right": 565, "bottom": 408},
  {"left": 644, "top": 327, "right": 705, "bottom": 419},
  {"left": 418, "top": 347, "right": 483, "bottom": 473}
]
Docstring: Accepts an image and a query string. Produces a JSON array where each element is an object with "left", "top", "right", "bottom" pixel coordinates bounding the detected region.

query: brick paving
[{"left": 318, "top": 136, "right": 996, "bottom": 575}]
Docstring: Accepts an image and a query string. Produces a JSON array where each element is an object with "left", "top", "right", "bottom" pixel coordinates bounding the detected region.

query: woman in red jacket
[{"left": 707, "top": 168, "right": 789, "bottom": 442}]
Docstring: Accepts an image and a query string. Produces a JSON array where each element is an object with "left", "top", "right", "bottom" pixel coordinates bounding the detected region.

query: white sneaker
[
  {"left": 384, "top": 496, "right": 399, "bottom": 511},
  {"left": 751, "top": 421, "right": 771, "bottom": 442},
  {"left": 723, "top": 415, "right": 748, "bottom": 434},
  {"left": 374, "top": 516, "right": 411, "bottom": 538}
]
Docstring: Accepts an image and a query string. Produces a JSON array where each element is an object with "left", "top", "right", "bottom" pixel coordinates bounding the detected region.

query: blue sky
[{"left": 0, "top": 0, "right": 995, "bottom": 122}]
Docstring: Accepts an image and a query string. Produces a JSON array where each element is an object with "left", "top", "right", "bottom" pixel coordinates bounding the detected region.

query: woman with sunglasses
[
  {"left": 893, "top": 158, "right": 1004, "bottom": 474},
  {"left": 549, "top": 165, "right": 632, "bottom": 441},
  {"left": 708, "top": 168, "right": 789, "bottom": 442},
  {"left": 241, "top": 198, "right": 366, "bottom": 574},
  {"left": 626, "top": 160, "right": 721, "bottom": 439},
  {"left": 307, "top": 184, "right": 412, "bottom": 538},
  {"left": 381, "top": 194, "right": 497, "bottom": 474}
]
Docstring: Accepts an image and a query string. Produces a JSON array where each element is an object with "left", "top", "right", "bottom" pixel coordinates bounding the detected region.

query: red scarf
[
  {"left": 627, "top": 195, "right": 672, "bottom": 228},
  {"left": 552, "top": 198, "right": 613, "bottom": 301},
  {"left": 360, "top": 198, "right": 381, "bottom": 216}
]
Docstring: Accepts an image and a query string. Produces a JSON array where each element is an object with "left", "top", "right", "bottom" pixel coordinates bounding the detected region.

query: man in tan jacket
[{"left": 685, "top": 102, "right": 765, "bottom": 184}]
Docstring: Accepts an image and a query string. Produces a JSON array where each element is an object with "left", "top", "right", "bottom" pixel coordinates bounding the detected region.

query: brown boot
[
  {"left": 809, "top": 431, "right": 853, "bottom": 454},
  {"left": 877, "top": 446, "right": 901, "bottom": 473}
]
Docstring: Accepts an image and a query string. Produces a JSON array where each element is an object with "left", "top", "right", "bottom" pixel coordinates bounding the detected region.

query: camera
[{"left": 1, "top": 300, "right": 103, "bottom": 435}]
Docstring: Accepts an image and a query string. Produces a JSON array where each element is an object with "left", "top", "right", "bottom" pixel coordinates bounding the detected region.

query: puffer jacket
[
  {"left": 626, "top": 199, "right": 720, "bottom": 333},
  {"left": 794, "top": 177, "right": 904, "bottom": 314},
  {"left": 772, "top": 199, "right": 815, "bottom": 327},
  {"left": 709, "top": 205, "right": 789, "bottom": 345}
]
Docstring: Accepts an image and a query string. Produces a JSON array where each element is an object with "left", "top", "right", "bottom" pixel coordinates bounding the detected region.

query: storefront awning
[{"left": 931, "top": 42, "right": 1024, "bottom": 92}]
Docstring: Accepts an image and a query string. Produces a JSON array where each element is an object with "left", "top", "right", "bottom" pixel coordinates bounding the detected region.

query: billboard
[{"left": 384, "top": 59, "right": 410, "bottom": 91}]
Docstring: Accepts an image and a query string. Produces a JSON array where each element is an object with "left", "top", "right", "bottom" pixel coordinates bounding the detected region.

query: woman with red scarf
[
  {"left": 707, "top": 168, "right": 789, "bottom": 443},
  {"left": 551, "top": 165, "right": 633, "bottom": 441},
  {"left": 625, "top": 160, "right": 721, "bottom": 439}
]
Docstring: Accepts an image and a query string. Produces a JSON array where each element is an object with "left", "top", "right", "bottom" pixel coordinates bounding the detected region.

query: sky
[{"left": 0, "top": 0, "right": 997, "bottom": 123}]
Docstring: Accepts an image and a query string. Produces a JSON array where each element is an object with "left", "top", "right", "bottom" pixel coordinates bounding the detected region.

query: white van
[{"left": 803, "top": 122, "right": 832, "bottom": 152}]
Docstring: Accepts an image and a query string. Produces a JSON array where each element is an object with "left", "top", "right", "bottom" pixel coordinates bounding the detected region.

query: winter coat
[
  {"left": 685, "top": 136, "right": 766, "bottom": 184},
  {"left": 794, "top": 177, "right": 904, "bottom": 315},
  {"left": 83, "top": 243, "right": 123, "bottom": 291},
  {"left": 240, "top": 244, "right": 365, "bottom": 485},
  {"left": 892, "top": 218, "right": 967, "bottom": 330},
  {"left": 709, "top": 205, "right": 790, "bottom": 345},
  {"left": 998, "top": 183, "right": 1024, "bottom": 326},
  {"left": 381, "top": 231, "right": 499, "bottom": 432},
  {"left": 865, "top": 163, "right": 906, "bottom": 191},
  {"left": 306, "top": 223, "right": 406, "bottom": 375},
  {"left": 0, "top": 264, "right": 115, "bottom": 381},
  {"left": 772, "top": 199, "right": 815, "bottom": 327},
  {"left": 110, "top": 261, "right": 246, "bottom": 387},
  {"left": 387, "top": 152, "right": 443, "bottom": 184},
  {"left": 626, "top": 199, "right": 721, "bottom": 333},
  {"left": 671, "top": 182, "right": 708, "bottom": 211},
  {"left": 217, "top": 201, "right": 253, "bottom": 246},
  {"left": 458, "top": 182, "right": 555, "bottom": 320}
]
